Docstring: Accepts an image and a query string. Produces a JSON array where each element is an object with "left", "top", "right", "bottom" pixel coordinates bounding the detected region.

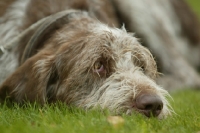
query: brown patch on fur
[
  {"left": 0, "top": 52, "right": 49, "bottom": 103},
  {"left": 0, "top": 0, "right": 15, "bottom": 16},
  {"left": 171, "top": 0, "right": 200, "bottom": 45},
  {"left": 22, "top": 0, "right": 119, "bottom": 29}
]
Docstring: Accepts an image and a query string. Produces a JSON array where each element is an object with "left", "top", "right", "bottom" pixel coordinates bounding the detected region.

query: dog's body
[{"left": 0, "top": 0, "right": 199, "bottom": 118}]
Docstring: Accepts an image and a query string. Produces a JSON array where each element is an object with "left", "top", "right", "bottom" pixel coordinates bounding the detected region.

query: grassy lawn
[
  {"left": 0, "top": 1, "right": 200, "bottom": 133},
  {"left": 0, "top": 90, "right": 200, "bottom": 133}
]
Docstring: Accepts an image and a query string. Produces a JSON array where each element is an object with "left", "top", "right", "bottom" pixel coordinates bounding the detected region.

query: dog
[{"left": 0, "top": 0, "right": 198, "bottom": 118}]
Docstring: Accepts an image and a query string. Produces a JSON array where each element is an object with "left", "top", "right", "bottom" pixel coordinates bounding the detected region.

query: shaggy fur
[{"left": 0, "top": 0, "right": 198, "bottom": 118}]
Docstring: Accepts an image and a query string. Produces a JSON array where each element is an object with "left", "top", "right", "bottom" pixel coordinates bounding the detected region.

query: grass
[
  {"left": 0, "top": 90, "right": 200, "bottom": 133},
  {"left": 186, "top": 0, "right": 200, "bottom": 18}
]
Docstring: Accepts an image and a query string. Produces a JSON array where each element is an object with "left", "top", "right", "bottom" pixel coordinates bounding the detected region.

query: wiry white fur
[{"left": 0, "top": 0, "right": 30, "bottom": 84}]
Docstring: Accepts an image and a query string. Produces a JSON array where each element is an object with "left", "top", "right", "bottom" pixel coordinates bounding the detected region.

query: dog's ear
[
  {"left": 0, "top": 10, "right": 91, "bottom": 103},
  {"left": 0, "top": 52, "right": 58, "bottom": 104},
  {"left": 0, "top": 10, "right": 87, "bottom": 103},
  {"left": 20, "top": 10, "right": 85, "bottom": 64}
]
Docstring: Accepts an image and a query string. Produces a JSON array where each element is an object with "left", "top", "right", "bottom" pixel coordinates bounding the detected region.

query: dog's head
[{"left": 0, "top": 10, "right": 172, "bottom": 118}]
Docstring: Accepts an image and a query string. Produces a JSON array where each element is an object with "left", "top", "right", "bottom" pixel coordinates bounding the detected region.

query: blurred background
[{"left": 187, "top": 0, "right": 200, "bottom": 18}]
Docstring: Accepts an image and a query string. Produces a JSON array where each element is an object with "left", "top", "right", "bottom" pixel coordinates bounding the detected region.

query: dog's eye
[{"left": 93, "top": 61, "right": 106, "bottom": 77}]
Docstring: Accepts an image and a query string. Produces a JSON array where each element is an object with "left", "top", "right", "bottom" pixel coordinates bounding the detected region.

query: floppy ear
[
  {"left": 0, "top": 52, "right": 58, "bottom": 104},
  {"left": 20, "top": 10, "right": 85, "bottom": 64},
  {"left": 0, "top": 10, "right": 89, "bottom": 103}
]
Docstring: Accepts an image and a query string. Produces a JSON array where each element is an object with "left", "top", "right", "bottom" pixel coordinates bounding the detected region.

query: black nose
[{"left": 135, "top": 94, "right": 163, "bottom": 117}]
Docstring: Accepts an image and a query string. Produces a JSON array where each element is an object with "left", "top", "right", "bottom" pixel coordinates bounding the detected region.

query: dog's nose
[{"left": 135, "top": 94, "right": 163, "bottom": 117}]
